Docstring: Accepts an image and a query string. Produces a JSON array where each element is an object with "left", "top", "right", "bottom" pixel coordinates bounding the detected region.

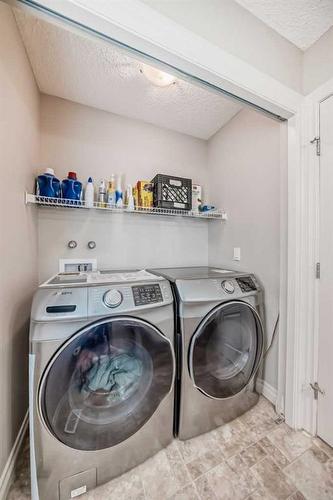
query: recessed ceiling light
[{"left": 140, "top": 63, "right": 176, "bottom": 87}]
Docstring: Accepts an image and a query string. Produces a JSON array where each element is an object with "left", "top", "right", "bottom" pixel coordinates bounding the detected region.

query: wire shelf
[{"left": 25, "top": 193, "right": 227, "bottom": 220}]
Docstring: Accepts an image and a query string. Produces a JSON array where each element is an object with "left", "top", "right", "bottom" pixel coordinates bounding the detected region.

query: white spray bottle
[
  {"left": 126, "top": 184, "right": 135, "bottom": 211},
  {"left": 84, "top": 177, "right": 94, "bottom": 208}
]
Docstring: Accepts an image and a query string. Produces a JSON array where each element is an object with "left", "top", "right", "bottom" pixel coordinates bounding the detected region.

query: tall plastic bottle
[
  {"left": 37, "top": 168, "right": 61, "bottom": 198},
  {"left": 61, "top": 171, "right": 82, "bottom": 204},
  {"left": 84, "top": 177, "right": 94, "bottom": 208},
  {"left": 98, "top": 179, "right": 107, "bottom": 208},
  {"left": 107, "top": 174, "right": 116, "bottom": 208},
  {"left": 115, "top": 175, "right": 123, "bottom": 208},
  {"left": 126, "top": 184, "right": 135, "bottom": 211}
]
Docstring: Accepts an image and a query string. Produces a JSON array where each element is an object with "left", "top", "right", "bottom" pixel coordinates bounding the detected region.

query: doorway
[{"left": 317, "top": 94, "right": 333, "bottom": 447}]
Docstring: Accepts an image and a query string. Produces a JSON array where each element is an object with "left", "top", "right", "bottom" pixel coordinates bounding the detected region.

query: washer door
[
  {"left": 189, "top": 301, "right": 263, "bottom": 399},
  {"left": 40, "top": 317, "right": 175, "bottom": 451}
]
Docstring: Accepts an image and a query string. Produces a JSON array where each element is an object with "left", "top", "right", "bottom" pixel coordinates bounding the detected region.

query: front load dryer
[
  {"left": 29, "top": 270, "right": 175, "bottom": 500},
  {"left": 149, "top": 267, "right": 264, "bottom": 441}
]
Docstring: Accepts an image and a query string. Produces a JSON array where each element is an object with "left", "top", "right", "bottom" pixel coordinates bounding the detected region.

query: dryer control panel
[{"left": 175, "top": 274, "right": 260, "bottom": 304}]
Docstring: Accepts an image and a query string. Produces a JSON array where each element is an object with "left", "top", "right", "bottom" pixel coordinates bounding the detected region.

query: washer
[
  {"left": 149, "top": 267, "right": 264, "bottom": 441},
  {"left": 29, "top": 270, "right": 175, "bottom": 500}
]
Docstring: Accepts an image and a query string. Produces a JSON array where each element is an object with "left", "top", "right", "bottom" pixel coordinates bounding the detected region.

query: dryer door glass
[
  {"left": 40, "top": 317, "right": 174, "bottom": 450},
  {"left": 189, "top": 301, "right": 263, "bottom": 399}
]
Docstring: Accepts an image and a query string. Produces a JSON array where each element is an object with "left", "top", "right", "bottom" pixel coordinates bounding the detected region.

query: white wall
[
  {"left": 0, "top": 2, "right": 39, "bottom": 480},
  {"left": 207, "top": 109, "right": 284, "bottom": 390},
  {"left": 39, "top": 95, "right": 209, "bottom": 281},
  {"left": 142, "top": 0, "right": 302, "bottom": 93},
  {"left": 303, "top": 27, "right": 333, "bottom": 95}
]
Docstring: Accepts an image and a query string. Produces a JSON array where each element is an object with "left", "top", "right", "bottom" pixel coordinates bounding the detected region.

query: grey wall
[
  {"left": 142, "top": 0, "right": 302, "bottom": 92},
  {"left": 0, "top": 2, "right": 39, "bottom": 478},
  {"left": 38, "top": 95, "right": 209, "bottom": 281},
  {"left": 207, "top": 109, "right": 285, "bottom": 390},
  {"left": 38, "top": 97, "right": 284, "bottom": 392},
  {"left": 303, "top": 26, "right": 333, "bottom": 94}
]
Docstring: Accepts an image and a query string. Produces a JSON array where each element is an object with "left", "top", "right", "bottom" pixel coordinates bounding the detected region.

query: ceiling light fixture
[{"left": 140, "top": 63, "right": 176, "bottom": 87}]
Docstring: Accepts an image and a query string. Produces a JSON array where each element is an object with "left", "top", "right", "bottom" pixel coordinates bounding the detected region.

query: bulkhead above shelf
[{"left": 25, "top": 193, "right": 227, "bottom": 221}]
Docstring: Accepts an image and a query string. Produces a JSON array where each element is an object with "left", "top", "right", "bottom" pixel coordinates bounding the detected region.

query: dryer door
[
  {"left": 189, "top": 301, "right": 263, "bottom": 399},
  {"left": 39, "top": 317, "right": 174, "bottom": 450}
]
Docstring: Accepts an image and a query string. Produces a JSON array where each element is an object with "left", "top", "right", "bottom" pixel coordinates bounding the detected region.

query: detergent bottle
[
  {"left": 36, "top": 168, "right": 61, "bottom": 198},
  {"left": 115, "top": 175, "right": 123, "bottom": 208},
  {"left": 61, "top": 172, "right": 82, "bottom": 204}
]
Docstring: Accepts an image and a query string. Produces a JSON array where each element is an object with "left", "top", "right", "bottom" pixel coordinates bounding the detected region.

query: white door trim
[
  {"left": 9, "top": 0, "right": 313, "bottom": 430},
  {"left": 285, "top": 97, "right": 319, "bottom": 432},
  {"left": 291, "top": 78, "right": 333, "bottom": 435}
]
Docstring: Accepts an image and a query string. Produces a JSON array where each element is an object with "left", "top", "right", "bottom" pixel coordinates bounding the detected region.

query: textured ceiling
[
  {"left": 234, "top": 0, "right": 333, "bottom": 50},
  {"left": 14, "top": 9, "right": 242, "bottom": 140}
]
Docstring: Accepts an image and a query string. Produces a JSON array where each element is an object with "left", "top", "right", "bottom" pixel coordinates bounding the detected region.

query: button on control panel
[
  {"left": 103, "top": 289, "right": 123, "bottom": 308},
  {"left": 221, "top": 280, "right": 235, "bottom": 294},
  {"left": 132, "top": 284, "right": 163, "bottom": 306}
]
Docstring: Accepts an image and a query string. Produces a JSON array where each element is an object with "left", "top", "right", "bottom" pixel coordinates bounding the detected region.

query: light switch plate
[{"left": 233, "top": 248, "right": 241, "bottom": 261}]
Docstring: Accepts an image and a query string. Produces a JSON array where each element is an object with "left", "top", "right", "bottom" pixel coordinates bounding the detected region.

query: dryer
[
  {"left": 149, "top": 267, "right": 264, "bottom": 441},
  {"left": 29, "top": 270, "right": 175, "bottom": 500}
]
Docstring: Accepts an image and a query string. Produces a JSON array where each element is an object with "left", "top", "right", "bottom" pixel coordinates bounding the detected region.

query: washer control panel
[
  {"left": 132, "top": 284, "right": 163, "bottom": 306},
  {"left": 236, "top": 276, "right": 257, "bottom": 293},
  {"left": 221, "top": 280, "right": 235, "bottom": 294},
  {"left": 87, "top": 280, "right": 172, "bottom": 316}
]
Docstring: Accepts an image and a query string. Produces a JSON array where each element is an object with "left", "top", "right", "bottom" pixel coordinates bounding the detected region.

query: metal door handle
[{"left": 310, "top": 382, "right": 325, "bottom": 400}]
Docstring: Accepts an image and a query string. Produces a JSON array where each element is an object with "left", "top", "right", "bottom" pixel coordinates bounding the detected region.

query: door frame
[
  {"left": 289, "top": 78, "right": 333, "bottom": 435},
  {"left": 9, "top": 0, "right": 316, "bottom": 430}
]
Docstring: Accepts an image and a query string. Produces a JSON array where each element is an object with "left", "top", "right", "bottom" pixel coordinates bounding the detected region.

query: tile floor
[{"left": 7, "top": 397, "right": 333, "bottom": 500}]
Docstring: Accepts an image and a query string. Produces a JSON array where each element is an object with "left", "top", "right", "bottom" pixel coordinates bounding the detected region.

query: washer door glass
[
  {"left": 189, "top": 301, "right": 263, "bottom": 399},
  {"left": 40, "top": 317, "right": 174, "bottom": 451}
]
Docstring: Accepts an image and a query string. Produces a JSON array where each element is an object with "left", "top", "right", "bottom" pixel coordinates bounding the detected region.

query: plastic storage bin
[{"left": 152, "top": 174, "right": 192, "bottom": 211}]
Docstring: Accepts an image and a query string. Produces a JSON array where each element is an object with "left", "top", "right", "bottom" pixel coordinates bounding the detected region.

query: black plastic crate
[{"left": 152, "top": 174, "right": 192, "bottom": 211}]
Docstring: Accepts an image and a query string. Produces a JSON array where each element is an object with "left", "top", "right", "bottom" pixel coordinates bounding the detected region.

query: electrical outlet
[{"left": 233, "top": 248, "right": 241, "bottom": 261}]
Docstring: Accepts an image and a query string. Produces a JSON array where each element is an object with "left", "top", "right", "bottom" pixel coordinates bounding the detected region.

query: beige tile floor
[{"left": 7, "top": 397, "right": 333, "bottom": 500}]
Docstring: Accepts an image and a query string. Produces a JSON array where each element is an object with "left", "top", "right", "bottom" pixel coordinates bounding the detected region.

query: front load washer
[
  {"left": 29, "top": 270, "right": 175, "bottom": 500},
  {"left": 149, "top": 267, "right": 264, "bottom": 441}
]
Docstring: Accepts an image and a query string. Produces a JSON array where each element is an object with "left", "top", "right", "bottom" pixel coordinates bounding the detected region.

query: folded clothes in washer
[{"left": 83, "top": 353, "right": 143, "bottom": 401}]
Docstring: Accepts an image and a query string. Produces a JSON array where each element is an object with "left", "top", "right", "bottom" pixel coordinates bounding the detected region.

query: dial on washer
[
  {"left": 221, "top": 280, "right": 235, "bottom": 294},
  {"left": 103, "top": 289, "right": 123, "bottom": 308}
]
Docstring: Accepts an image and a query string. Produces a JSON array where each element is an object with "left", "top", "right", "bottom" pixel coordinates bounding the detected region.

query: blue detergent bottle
[
  {"left": 36, "top": 168, "right": 61, "bottom": 198},
  {"left": 61, "top": 171, "right": 82, "bottom": 204}
]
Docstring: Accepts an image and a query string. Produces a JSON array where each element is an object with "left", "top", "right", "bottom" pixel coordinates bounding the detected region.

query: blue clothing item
[{"left": 84, "top": 353, "right": 143, "bottom": 402}]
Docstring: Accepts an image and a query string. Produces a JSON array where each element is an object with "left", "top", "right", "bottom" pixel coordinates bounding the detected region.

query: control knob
[
  {"left": 103, "top": 289, "right": 123, "bottom": 308},
  {"left": 221, "top": 280, "right": 235, "bottom": 294}
]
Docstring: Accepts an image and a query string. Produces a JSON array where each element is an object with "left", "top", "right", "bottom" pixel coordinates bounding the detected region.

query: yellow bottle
[{"left": 107, "top": 174, "right": 116, "bottom": 208}]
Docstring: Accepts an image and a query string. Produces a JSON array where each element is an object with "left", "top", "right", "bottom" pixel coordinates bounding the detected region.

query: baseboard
[
  {"left": 257, "top": 378, "right": 278, "bottom": 406},
  {"left": 0, "top": 411, "right": 29, "bottom": 500}
]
